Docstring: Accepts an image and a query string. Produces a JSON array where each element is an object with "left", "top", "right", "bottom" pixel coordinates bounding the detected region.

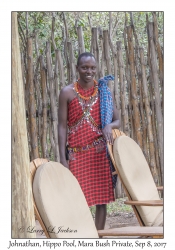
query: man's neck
[{"left": 78, "top": 79, "right": 95, "bottom": 89}]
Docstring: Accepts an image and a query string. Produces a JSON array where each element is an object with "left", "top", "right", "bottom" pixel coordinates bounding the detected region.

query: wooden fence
[{"left": 20, "top": 13, "right": 163, "bottom": 198}]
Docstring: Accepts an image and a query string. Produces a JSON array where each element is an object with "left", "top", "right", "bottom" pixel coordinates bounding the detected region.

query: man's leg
[{"left": 95, "top": 204, "right": 107, "bottom": 230}]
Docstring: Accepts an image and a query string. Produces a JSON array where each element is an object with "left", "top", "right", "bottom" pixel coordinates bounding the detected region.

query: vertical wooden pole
[
  {"left": 127, "top": 26, "right": 142, "bottom": 148},
  {"left": 40, "top": 55, "right": 48, "bottom": 159},
  {"left": 113, "top": 52, "right": 121, "bottom": 124},
  {"left": 123, "top": 27, "right": 133, "bottom": 138},
  {"left": 27, "top": 36, "right": 39, "bottom": 160},
  {"left": 77, "top": 26, "right": 85, "bottom": 54},
  {"left": 34, "top": 58, "right": 42, "bottom": 157},
  {"left": 139, "top": 47, "right": 159, "bottom": 185},
  {"left": 67, "top": 41, "right": 76, "bottom": 83},
  {"left": 116, "top": 41, "right": 129, "bottom": 136},
  {"left": 54, "top": 50, "right": 60, "bottom": 104},
  {"left": 103, "top": 30, "right": 113, "bottom": 91},
  {"left": 134, "top": 46, "right": 148, "bottom": 160},
  {"left": 12, "top": 12, "right": 36, "bottom": 238},
  {"left": 152, "top": 12, "right": 164, "bottom": 117},
  {"left": 152, "top": 12, "right": 163, "bottom": 91},
  {"left": 46, "top": 41, "right": 60, "bottom": 162},
  {"left": 91, "top": 27, "right": 100, "bottom": 79},
  {"left": 148, "top": 22, "right": 163, "bottom": 183},
  {"left": 56, "top": 49, "right": 65, "bottom": 89},
  {"left": 99, "top": 28, "right": 105, "bottom": 78},
  {"left": 146, "top": 15, "right": 162, "bottom": 186}
]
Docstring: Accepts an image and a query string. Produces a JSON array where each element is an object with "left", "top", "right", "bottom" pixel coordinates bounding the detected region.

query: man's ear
[{"left": 76, "top": 65, "right": 78, "bottom": 71}]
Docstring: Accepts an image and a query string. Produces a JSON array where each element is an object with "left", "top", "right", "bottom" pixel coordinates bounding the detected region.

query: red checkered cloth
[{"left": 67, "top": 83, "right": 115, "bottom": 207}]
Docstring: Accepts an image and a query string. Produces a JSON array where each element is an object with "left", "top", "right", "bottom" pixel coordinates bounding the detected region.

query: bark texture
[{"left": 12, "top": 12, "right": 36, "bottom": 238}]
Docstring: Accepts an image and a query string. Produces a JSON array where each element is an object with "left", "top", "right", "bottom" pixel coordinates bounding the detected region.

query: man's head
[
  {"left": 77, "top": 52, "right": 96, "bottom": 66},
  {"left": 76, "top": 52, "right": 97, "bottom": 83}
]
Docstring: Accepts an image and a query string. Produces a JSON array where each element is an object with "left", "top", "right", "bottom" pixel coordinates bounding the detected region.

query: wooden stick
[
  {"left": 117, "top": 41, "right": 129, "bottom": 136},
  {"left": 46, "top": 41, "right": 59, "bottom": 162},
  {"left": 148, "top": 22, "right": 163, "bottom": 183},
  {"left": 77, "top": 26, "right": 85, "bottom": 54},
  {"left": 127, "top": 26, "right": 142, "bottom": 148},
  {"left": 27, "top": 37, "right": 39, "bottom": 160},
  {"left": 124, "top": 200, "right": 163, "bottom": 206},
  {"left": 40, "top": 55, "right": 48, "bottom": 158},
  {"left": 139, "top": 47, "right": 159, "bottom": 186}
]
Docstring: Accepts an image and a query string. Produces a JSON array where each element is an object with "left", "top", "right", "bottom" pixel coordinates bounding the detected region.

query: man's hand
[{"left": 102, "top": 124, "right": 114, "bottom": 145}]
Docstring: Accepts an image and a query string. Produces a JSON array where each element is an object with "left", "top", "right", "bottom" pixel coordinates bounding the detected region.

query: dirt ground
[{"left": 105, "top": 211, "right": 139, "bottom": 229}]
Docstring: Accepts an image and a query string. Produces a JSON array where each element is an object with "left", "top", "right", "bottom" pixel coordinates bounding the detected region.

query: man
[{"left": 58, "top": 52, "right": 120, "bottom": 230}]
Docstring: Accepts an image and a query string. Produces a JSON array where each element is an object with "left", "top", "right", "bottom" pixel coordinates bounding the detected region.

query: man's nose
[{"left": 86, "top": 68, "right": 92, "bottom": 73}]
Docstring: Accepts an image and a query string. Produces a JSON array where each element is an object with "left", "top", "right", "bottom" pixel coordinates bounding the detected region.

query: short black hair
[{"left": 77, "top": 52, "right": 96, "bottom": 66}]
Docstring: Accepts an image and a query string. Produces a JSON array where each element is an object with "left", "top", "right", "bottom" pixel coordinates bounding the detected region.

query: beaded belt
[{"left": 68, "top": 137, "right": 105, "bottom": 153}]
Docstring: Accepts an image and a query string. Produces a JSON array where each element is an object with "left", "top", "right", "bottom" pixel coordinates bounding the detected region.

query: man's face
[{"left": 76, "top": 56, "right": 97, "bottom": 83}]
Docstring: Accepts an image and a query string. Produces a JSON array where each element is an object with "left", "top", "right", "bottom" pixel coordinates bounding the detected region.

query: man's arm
[
  {"left": 102, "top": 93, "right": 121, "bottom": 145},
  {"left": 58, "top": 88, "right": 69, "bottom": 168}
]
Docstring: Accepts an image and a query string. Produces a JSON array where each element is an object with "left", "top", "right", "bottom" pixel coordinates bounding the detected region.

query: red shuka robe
[{"left": 67, "top": 83, "right": 115, "bottom": 207}]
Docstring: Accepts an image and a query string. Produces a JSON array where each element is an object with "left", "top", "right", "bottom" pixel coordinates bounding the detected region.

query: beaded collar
[
  {"left": 74, "top": 80, "right": 98, "bottom": 101},
  {"left": 73, "top": 79, "right": 99, "bottom": 111}
]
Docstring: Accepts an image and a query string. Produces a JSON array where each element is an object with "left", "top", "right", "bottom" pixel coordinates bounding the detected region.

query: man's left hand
[{"left": 102, "top": 124, "right": 114, "bottom": 145}]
